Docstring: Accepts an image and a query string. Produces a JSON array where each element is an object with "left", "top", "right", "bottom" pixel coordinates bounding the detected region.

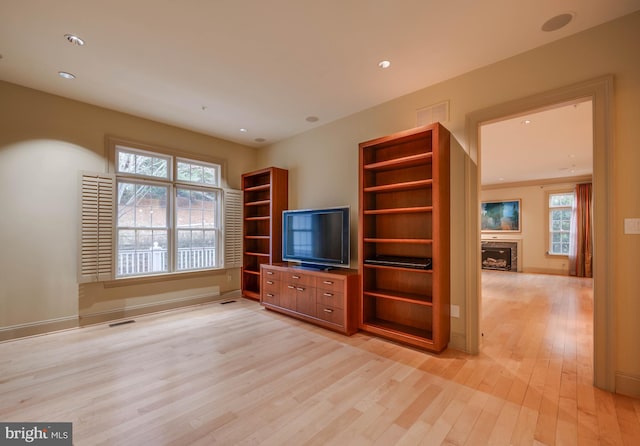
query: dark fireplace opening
[{"left": 482, "top": 247, "right": 512, "bottom": 271}]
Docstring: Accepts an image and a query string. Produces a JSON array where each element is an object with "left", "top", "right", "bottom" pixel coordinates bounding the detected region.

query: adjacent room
[{"left": 1, "top": 1, "right": 640, "bottom": 444}]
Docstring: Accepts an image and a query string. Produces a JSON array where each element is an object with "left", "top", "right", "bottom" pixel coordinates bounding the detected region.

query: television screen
[{"left": 282, "top": 206, "right": 349, "bottom": 269}]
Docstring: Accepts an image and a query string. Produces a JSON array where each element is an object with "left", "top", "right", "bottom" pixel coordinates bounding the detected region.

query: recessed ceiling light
[
  {"left": 58, "top": 71, "right": 76, "bottom": 79},
  {"left": 541, "top": 13, "right": 574, "bottom": 32},
  {"left": 522, "top": 119, "right": 532, "bottom": 125},
  {"left": 254, "top": 138, "right": 266, "bottom": 143},
  {"left": 64, "top": 34, "right": 85, "bottom": 46},
  {"left": 240, "top": 128, "right": 248, "bottom": 133},
  {"left": 305, "top": 116, "right": 319, "bottom": 123},
  {"left": 378, "top": 60, "right": 391, "bottom": 69}
]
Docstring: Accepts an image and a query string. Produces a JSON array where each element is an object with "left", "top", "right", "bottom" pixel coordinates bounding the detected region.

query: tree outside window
[{"left": 114, "top": 146, "right": 222, "bottom": 277}]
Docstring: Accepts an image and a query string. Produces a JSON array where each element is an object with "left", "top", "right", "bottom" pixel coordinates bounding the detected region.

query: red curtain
[{"left": 569, "top": 183, "right": 593, "bottom": 277}]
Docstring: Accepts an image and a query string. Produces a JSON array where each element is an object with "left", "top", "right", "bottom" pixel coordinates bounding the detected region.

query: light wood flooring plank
[{"left": 1, "top": 273, "right": 639, "bottom": 445}]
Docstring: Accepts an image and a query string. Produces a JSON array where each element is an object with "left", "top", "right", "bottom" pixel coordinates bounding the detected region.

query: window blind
[
  {"left": 79, "top": 172, "right": 115, "bottom": 283},
  {"left": 223, "top": 189, "right": 243, "bottom": 268}
]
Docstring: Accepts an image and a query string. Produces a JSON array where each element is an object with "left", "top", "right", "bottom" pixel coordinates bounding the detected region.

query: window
[
  {"left": 116, "top": 146, "right": 171, "bottom": 179},
  {"left": 176, "top": 158, "right": 219, "bottom": 186},
  {"left": 117, "top": 182, "right": 169, "bottom": 275},
  {"left": 115, "top": 145, "right": 222, "bottom": 277},
  {"left": 548, "top": 192, "right": 574, "bottom": 255},
  {"left": 176, "top": 188, "right": 219, "bottom": 271}
]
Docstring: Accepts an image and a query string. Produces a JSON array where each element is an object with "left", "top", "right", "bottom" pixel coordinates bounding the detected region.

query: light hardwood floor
[{"left": 1, "top": 272, "right": 639, "bottom": 445}]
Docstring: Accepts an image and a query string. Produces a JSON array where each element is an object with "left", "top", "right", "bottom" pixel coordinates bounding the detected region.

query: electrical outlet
[
  {"left": 227, "top": 273, "right": 232, "bottom": 282},
  {"left": 450, "top": 305, "right": 460, "bottom": 318}
]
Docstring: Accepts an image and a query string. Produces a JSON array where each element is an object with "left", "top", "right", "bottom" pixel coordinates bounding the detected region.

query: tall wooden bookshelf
[
  {"left": 241, "top": 167, "right": 288, "bottom": 300},
  {"left": 358, "top": 123, "right": 451, "bottom": 352}
]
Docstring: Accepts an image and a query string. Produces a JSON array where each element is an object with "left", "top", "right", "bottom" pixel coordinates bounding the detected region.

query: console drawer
[
  {"left": 316, "top": 304, "right": 344, "bottom": 326},
  {"left": 261, "top": 278, "right": 280, "bottom": 305},
  {"left": 316, "top": 288, "right": 344, "bottom": 309},
  {"left": 262, "top": 278, "right": 280, "bottom": 291},
  {"left": 316, "top": 276, "right": 344, "bottom": 293},
  {"left": 263, "top": 268, "right": 281, "bottom": 281},
  {"left": 283, "top": 271, "right": 313, "bottom": 287}
]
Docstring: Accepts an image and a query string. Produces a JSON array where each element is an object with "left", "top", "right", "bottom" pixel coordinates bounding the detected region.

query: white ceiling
[
  {"left": 0, "top": 1, "right": 638, "bottom": 154},
  {"left": 481, "top": 99, "right": 593, "bottom": 186}
]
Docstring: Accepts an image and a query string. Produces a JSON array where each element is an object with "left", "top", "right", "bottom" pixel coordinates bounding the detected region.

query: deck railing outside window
[{"left": 117, "top": 247, "right": 216, "bottom": 276}]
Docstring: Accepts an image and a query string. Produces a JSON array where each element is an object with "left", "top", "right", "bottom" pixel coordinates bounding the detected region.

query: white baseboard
[
  {"left": 0, "top": 315, "right": 79, "bottom": 342},
  {"left": 615, "top": 372, "right": 640, "bottom": 398},
  {"left": 450, "top": 331, "right": 467, "bottom": 352},
  {"left": 0, "top": 289, "right": 240, "bottom": 342},
  {"left": 79, "top": 290, "right": 223, "bottom": 326}
]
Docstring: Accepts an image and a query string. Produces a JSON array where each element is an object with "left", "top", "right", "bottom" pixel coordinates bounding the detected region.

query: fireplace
[
  {"left": 482, "top": 247, "right": 511, "bottom": 271},
  {"left": 481, "top": 240, "right": 519, "bottom": 271}
]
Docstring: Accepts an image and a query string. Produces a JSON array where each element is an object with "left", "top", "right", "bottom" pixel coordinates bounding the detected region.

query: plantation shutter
[
  {"left": 223, "top": 189, "right": 243, "bottom": 268},
  {"left": 79, "top": 172, "right": 115, "bottom": 282}
]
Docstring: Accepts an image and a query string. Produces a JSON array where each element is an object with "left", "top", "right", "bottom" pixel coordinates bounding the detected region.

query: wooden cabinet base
[{"left": 260, "top": 263, "right": 360, "bottom": 335}]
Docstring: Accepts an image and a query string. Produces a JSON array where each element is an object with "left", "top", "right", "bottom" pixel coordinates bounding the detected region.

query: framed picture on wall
[{"left": 481, "top": 199, "right": 521, "bottom": 232}]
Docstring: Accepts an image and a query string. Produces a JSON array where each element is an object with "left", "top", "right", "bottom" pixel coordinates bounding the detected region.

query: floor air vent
[
  {"left": 220, "top": 300, "right": 237, "bottom": 305},
  {"left": 109, "top": 320, "right": 135, "bottom": 327}
]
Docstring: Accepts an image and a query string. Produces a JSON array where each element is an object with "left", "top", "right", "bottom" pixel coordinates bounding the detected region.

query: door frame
[{"left": 464, "top": 75, "right": 615, "bottom": 391}]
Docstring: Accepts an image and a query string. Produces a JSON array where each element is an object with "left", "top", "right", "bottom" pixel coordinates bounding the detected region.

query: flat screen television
[{"left": 282, "top": 206, "right": 350, "bottom": 269}]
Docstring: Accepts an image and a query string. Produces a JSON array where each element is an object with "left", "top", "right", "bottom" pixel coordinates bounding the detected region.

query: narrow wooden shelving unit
[
  {"left": 358, "top": 123, "right": 451, "bottom": 352},
  {"left": 241, "top": 167, "right": 288, "bottom": 300}
]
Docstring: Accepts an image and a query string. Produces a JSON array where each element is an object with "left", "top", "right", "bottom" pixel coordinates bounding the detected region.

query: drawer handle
[
  {"left": 266, "top": 280, "right": 274, "bottom": 285},
  {"left": 323, "top": 292, "right": 333, "bottom": 297},
  {"left": 266, "top": 271, "right": 274, "bottom": 275},
  {"left": 296, "top": 287, "right": 304, "bottom": 291},
  {"left": 266, "top": 293, "right": 274, "bottom": 297},
  {"left": 323, "top": 308, "right": 333, "bottom": 313},
  {"left": 292, "top": 275, "right": 301, "bottom": 279},
  {"left": 288, "top": 285, "right": 295, "bottom": 289},
  {"left": 322, "top": 280, "right": 334, "bottom": 285}
]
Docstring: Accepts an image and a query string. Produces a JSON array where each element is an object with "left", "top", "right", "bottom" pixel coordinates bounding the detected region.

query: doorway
[
  {"left": 480, "top": 98, "right": 593, "bottom": 275},
  {"left": 465, "top": 76, "right": 614, "bottom": 390}
]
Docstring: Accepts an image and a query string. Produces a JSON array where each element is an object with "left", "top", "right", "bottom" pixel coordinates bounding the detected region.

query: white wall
[
  {"left": 0, "top": 82, "right": 257, "bottom": 339},
  {"left": 481, "top": 180, "right": 587, "bottom": 275}
]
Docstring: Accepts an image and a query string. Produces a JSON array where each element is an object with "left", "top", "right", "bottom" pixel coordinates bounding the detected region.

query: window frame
[
  {"left": 115, "top": 145, "right": 173, "bottom": 181},
  {"left": 109, "top": 138, "right": 226, "bottom": 279},
  {"left": 176, "top": 157, "right": 220, "bottom": 187},
  {"left": 546, "top": 190, "right": 575, "bottom": 257},
  {"left": 116, "top": 178, "right": 172, "bottom": 277},
  {"left": 174, "top": 184, "right": 222, "bottom": 273}
]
